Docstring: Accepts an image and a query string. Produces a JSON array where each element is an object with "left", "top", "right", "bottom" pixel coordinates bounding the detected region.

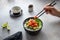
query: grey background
[{"left": 0, "top": 0, "right": 60, "bottom": 40}]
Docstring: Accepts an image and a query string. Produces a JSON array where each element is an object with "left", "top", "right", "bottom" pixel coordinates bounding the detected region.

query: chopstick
[
  {"left": 35, "top": 0, "right": 56, "bottom": 17},
  {"left": 38, "top": 2, "right": 56, "bottom": 17}
]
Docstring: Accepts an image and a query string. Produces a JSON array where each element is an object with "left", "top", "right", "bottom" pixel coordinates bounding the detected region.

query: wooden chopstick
[
  {"left": 38, "top": 2, "right": 56, "bottom": 17},
  {"left": 36, "top": 0, "right": 56, "bottom": 17}
]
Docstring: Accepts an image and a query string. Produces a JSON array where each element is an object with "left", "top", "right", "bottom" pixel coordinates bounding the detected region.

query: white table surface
[{"left": 0, "top": 0, "right": 60, "bottom": 40}]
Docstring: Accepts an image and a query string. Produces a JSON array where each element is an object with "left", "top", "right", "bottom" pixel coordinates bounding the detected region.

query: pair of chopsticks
[{"left": 36, "top": 0, "right": 56, "bottom": 17}]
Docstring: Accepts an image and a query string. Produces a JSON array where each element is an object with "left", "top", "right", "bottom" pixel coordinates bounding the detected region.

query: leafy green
[{"left": 35, "top": 18, "right": 42, "bottom": 28}]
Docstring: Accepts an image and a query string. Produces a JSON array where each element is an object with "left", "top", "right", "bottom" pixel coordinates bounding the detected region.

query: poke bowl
[{"left": 23, "top": 17, "right": 43, "bottom": 35}]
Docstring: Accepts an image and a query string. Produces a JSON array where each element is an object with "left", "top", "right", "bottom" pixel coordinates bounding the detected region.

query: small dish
[{"left": 9, "top": 6, "right": 22, "bottom": 17}]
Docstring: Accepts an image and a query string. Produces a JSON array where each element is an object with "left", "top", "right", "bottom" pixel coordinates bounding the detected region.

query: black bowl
[{"left": 23, "top": 17, "right": 43, "bottom": 35}]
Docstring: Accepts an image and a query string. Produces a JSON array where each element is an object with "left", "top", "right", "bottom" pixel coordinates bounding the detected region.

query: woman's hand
[{"left": 44, "top": 5, "right": 60, "bottom": 17}]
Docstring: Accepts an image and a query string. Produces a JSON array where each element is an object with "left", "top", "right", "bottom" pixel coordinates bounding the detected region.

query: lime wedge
[
  {"left": 7, "top": 25, "right": 10, "bottom": 31},
  {"left": 2, "top": 22, "right": 8, "bottom": 28}
]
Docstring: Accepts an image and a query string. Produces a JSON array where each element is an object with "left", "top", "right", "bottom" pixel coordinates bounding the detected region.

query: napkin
[{"left": 4, "top": 31, "right": 22, "bottom": 40}]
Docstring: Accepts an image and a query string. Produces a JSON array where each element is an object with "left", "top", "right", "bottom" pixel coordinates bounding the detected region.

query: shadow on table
[{"left": 25, "top": 31, "right": 48, "bottom": 40}]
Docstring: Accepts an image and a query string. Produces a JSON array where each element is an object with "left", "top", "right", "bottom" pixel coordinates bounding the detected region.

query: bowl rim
[
  {"left": 11, "top": 6, "right": 21, "bottom": 13},
  {"left": 23, "top": 17, "right": 43, "bottom": 32}
]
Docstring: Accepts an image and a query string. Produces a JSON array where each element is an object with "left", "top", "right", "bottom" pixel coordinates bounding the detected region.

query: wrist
[{"left": 57, "top": 11, "right": 60, "bottom": 17}]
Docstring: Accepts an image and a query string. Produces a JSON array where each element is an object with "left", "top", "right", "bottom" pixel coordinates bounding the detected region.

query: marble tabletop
[{"left": 0, "top": 0, "right": 60, "bottom": 40}]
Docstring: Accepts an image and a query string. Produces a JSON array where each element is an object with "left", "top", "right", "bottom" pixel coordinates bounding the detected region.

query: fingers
[
  {"left": 44, "top": 3, "right": 54, "bottom": 10},
  {"left": 44, "top": 4, "right": 55, "bottom": 14}
]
